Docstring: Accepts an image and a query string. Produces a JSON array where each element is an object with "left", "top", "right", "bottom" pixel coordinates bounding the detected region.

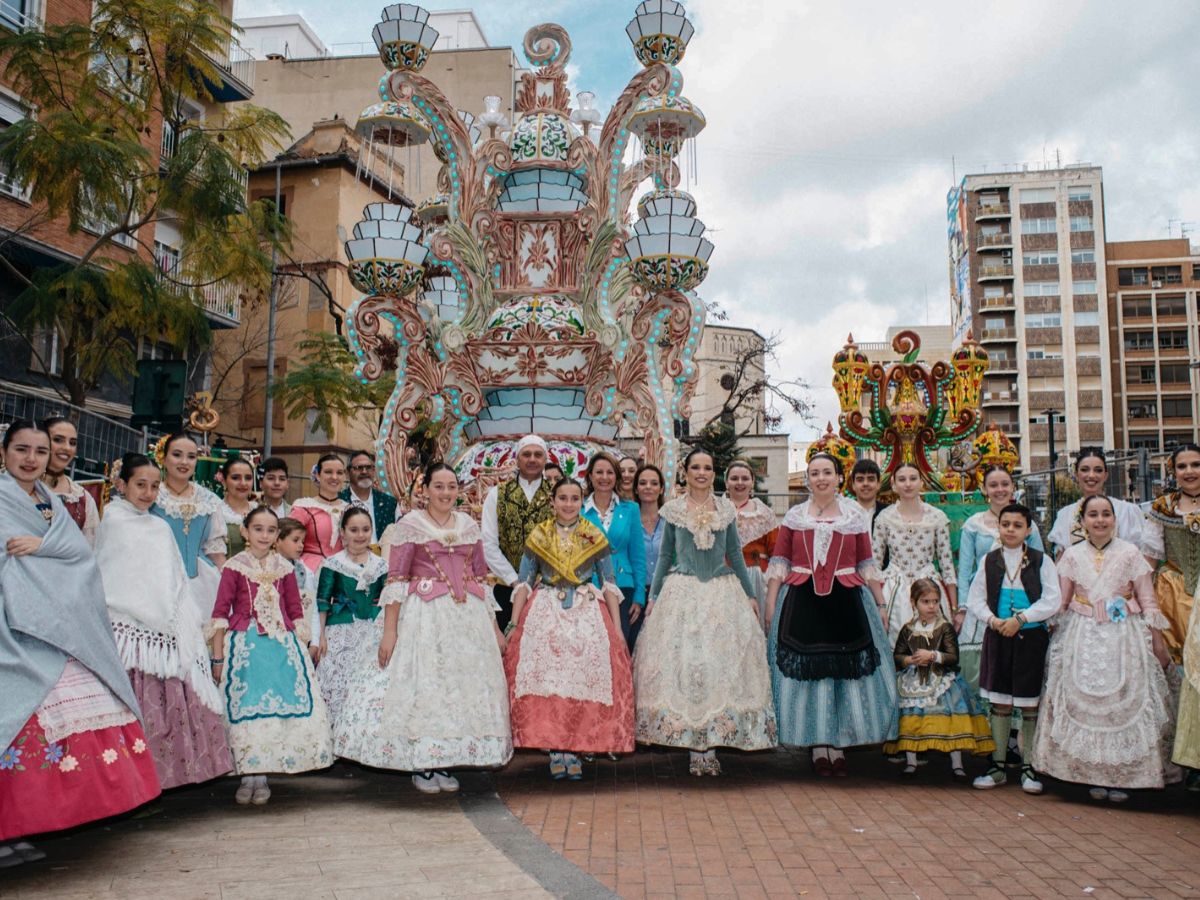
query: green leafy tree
[{"left": 0, "top": 0, "right": 290, "bottom": 405}]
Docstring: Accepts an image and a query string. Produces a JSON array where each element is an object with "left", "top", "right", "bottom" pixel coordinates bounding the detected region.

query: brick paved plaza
[{"left": 4, "top": 749, "right": 1200, "bottom": 899}]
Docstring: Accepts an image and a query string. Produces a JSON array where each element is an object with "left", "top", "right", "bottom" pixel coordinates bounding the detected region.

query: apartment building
[
  {"left": 1107, "top": 238, "right": 1200, "bottom": 453},
  {"left": 948, "top": 166, "right": 1112, "bottom": 471}
]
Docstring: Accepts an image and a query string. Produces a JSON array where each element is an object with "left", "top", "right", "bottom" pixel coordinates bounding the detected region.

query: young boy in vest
[{"left": 964, "top": 502, "right": 1060, "bottom": 794}]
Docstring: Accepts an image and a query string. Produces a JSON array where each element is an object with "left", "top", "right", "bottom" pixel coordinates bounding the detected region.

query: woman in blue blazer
[{"left": 582, "top": 452, "right": 647, "bottom": 649}]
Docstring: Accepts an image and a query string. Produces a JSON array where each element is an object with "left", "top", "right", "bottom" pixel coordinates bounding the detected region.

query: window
[
  {"left": 1161, "top": 363, "right": 1191, "bottom": 384},
  {"left": 983, "top": 285, "right": 1005, "bottom": 298},
  {"left": 1128, "top": 400, "right": 1158, "bottom": 419},
  {"left": 980, "top": 223, "right": 1003, "bottom": 236},
  {"left": 29, "top": 324, "right": 61, "bottom": 375},
  {"left": 1128, "top": 364, "right": 1157, "bottom": 384},
  {"left": 1026, "top": 312, "right": 1062, "bottom": 328},
  {"left": 1159, "top": 330, "right": 1189, "bottom": 350},
  {"left": 1124, "top": 331, "right": 1154, "bottom": 351},
  {"left": 1119, "top": 267, "right": 1150, "bottom": 286},
  {"left": 1022, "top": 250, "right": 1058, "bottom": 266},
  {"left": 1123, "top": 297, "right": 1152, "bottom": 318},
  {"left": 1166, "top": 433, "right": 1196, "bottom": 449},
  {"left": 1157, "top": 295, "right": 1187, "bottom": 317},
  {"left": 1073, "top": 279, "right": 1096, "bottom": 293},
  {"left": 1024, "top": 282, "right": 1060, "bottom": 296},
  {"left": 0, "top": 0, "right": 40, "bottom": 33},
  {"left": 1021, "top": 188, "right": 1055, "bottom": 203},
  {"left": 1071, "top": 250, "right": 1095, "bottom": 264},
  {"left": 1067, "top": 187, "right": 1093, "bottom": 201},
  {"left": 0, "top": 92, "right": 29, "bottom": 201},
  {"left": 1130, "top": 435, "right": 1160, "bottom": 451},
  {"left": 984, "top": 316, "right": 1007, "bottom": 329},
  {"left": 1069, "top": 215, "right": 1093, "bottom": 232},
  {"left": 1021, "top": 217, "right": 1056, "bottom": 234},
  {"left": 1074, "top": 310, "right": 1099, "bottom": 326},
  {"left": 137, "top": 338, "right": 176, "bottom": 361},
  {"left": 1027, "top": 348, "right": 1063, "bottom": 360},
  {"left": 1193, "top": 264, "right": 1200, "bottom": 280},
  {"left": 81, "top": 188, "right": 138, "bottom": 250},
  {"left": 1162, "top": 398, "right": 1194, "bottom": 418}
]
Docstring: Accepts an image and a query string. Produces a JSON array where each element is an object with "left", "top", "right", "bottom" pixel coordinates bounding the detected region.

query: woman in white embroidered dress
[
  {"left": 635, "top": 449, "right": 777, "bottom": 776},
  {"left": 336, "top": 464, "right": 512, "bottom": 793},
  {"left": 153, "top": 434, "right": 227, "bottom": 621},
  {"left": 872, "top": 463, "right": 958, "bottom": 645},
  {"left": 1032, "top": 495, "right": 1178, "bottom": 802},
  {"left": 1048, "top": 448, "right": 1146, "bottom": 558}
]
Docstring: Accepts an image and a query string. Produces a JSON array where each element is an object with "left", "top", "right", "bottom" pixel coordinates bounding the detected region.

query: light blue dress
[
  {"left": 153, "top": 483, "right": 226, "bottom": 621},
  {"left": 955, "top": 511, "right": 1043, "bottom": 695}
]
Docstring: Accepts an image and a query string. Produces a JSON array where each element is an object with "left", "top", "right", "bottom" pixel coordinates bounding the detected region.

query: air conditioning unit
[{"left": 1152, "top": 280, "right": 1164, "bottom": 288}]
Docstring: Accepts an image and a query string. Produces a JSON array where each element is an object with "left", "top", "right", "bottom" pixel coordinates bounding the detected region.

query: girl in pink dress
[{"left": 291, "top": 454, "right": 347, "bottom": 574}]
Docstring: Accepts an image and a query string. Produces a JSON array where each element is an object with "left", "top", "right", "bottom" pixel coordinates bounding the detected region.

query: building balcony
[
  {"left": 978, "top": 264, "right": 1014, "bottom": 281},
  {"left": 1124, "top": 382, "right": 1157, "bottom": 394},
  {"left": 975, "top": 203, "right": 1011, "bottom": 220},
  {"left": 977, "top": 232, "right": 1013, "bottom": 249},
  {"left": 982, "top": 389, "right": 1020, "bottom": 406},
  {"left": 980, "top": 327, "right": 1017, "bottom": 342},
  {"left": 199, "top": 39, "right": 255, "bottom": 103},
  {"left": 988, "top": 358, "right": 1018, "bottom": 372},
  {"left": 155, "top": 257, "right": 242, "bottom": 328},
  {"left": 980, "top": 294, "right": 1015, "bottom": 310}
]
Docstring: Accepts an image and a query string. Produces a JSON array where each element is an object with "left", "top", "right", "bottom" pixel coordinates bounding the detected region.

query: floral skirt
[
  {"left": 505, "top": 586, "right": 634, "bottom": 754},
  {"left": 635, "top": 573, "right": 777, "bottom": 751},
  {"left": 335, "top": 593, "right": 512, "bottom": 771},
  {"left": 1031, "top": 613, "right": 1179, "bottom": 789},
  {"left": 221, "top": 629, "right": 333, "bottom": 774},
  {"left": 883, "top": 670, "right": 994, "bottom": 755},
  {"left": 318, "top": 618, "right": 381, "bottom": 728},
  {"left": 128, "top": 670, "right": 233, "bottom": 789},
  {"left": 0, "top": 663, "right": 160, "bottom": 841}
]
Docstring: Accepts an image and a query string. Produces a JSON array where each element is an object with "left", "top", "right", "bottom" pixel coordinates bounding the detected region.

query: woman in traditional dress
[
  {"left": 276, "top": 517, "right": 323, "bottom": 665},
  {"left": 1048, "top": 448, "right": 1146, "bottom": 558},
  {"left": 504, "top": 478, "right": 634, "bottom": 780},
  {"left": 636, "top": 463, "right": 666, "bottom": 584},
  {"left": 636, "top": 449, "right": 777, "bottom": 776},
  {"left": 1032, "top": 495, "right": 1177, "bottom": 803},
  {"left": 0, "top": 422, "right": 160, "bottom": 866},
  {"left": 153, "top": 433, "right": 226, "bottom": 621},
  {"left": 291, "top": 453, "right": 347, "bottom": 574},
  {"left": 336, "top": 464, "right": 512, "bottom": 793},
  {"left": 40, "top": 416, "right": 100, "bottom": 547},
  {"left": 582, "top": 452, "right": 647, "bottom": 648},
  {"left": 957, "top": 465, "right": 1046, "bottom": 696},
  {"left": 218, "top": 456, "right": 256, "bottom": 558},
  {"left": 96, "top": 453, "right": 233, "bottom": 788},
  {"left": 726, "top": 459, "right": 778, "bottom": 625},
  {"left": 872, "top": 462, "right": 958, "bottom": 645},
  {"left": 764, "top": 452, "right": 897, "bottom": 777},
  {"left": 314, "top": 507, "right": 386, "bottom": 726},
  {"left": 210, "top": 507, "right": 333, "bottom": 805},
  {"left": 1160, "top": 445, "right": 1200, "bottom": 785}
]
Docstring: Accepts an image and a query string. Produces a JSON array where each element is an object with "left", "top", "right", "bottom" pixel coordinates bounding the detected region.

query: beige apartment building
[
  {"left": 949, "top": 166, "right": 1112, "bottom": 471},
  {"left": 1107, "top": 238, "right": 1200, "bottom": 453}
]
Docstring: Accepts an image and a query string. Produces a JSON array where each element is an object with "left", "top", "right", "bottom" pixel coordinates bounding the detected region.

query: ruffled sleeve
[
  {"left": 766, "top": 526, "right": 792, "bottom": 583},
  {"left": 1142, "top": 512, "right": 1166, "bottom": 563},
  {"left": 202, "top": 508, "right": 227, "bottom": 558}
]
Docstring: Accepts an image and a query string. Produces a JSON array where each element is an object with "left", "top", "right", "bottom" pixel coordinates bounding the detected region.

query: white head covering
[{"left": 515, "top": 434, "right": 548, "bottom": 455}]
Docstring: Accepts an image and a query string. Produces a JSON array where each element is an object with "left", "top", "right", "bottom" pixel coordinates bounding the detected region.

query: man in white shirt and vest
[{"left": 481, "top": 434, "right": 554, "bottom": 629}]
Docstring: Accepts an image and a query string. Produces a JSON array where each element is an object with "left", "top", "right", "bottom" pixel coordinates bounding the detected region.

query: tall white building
[{"left": 948, "top": 166, "right": 1112, "bottom": 471}]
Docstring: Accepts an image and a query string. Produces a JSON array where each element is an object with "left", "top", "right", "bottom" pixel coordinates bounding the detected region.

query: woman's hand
[
  {"left": 629, "top": 603, "right": 643, "bottom": 624},
  {"left": 5, "top": 536, "right": 42, "bottom": 557},
  {"left": 210, "top": 660, "right": 224, "bottom": 684},
  {"left": 911, "top": 649, "right": 936, "bottom": 666},
  {"left": 318, "top": 633, "right": 329, "bottom": 665},
  {"left": 951, "top": 607, "right": 967, "bottom": 634},
  {"left": 878, "top": 606, "right": 889, "bottom": 633},
  {"left": 308, "top": 643, "right": 321, "bottom": 664},
  {"left": 644, "top": 598, "right": 655, "bottom": 619},
  {"left": 1151, "top": 629, "right": 1170, "bottom": 669},
  {"left": 377, "top": 631, "right": 397, "bottom": 669},
  {"left": 997, "top": 617, "right": 1022, "bottom": 638},
  {"left": 494, "top": 622, "right": 508, "bottom": 653}
]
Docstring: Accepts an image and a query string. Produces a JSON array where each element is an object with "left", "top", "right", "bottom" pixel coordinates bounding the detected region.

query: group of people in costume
[{"left": 4, "top": 412, "right": 1200, "bottom": 868}]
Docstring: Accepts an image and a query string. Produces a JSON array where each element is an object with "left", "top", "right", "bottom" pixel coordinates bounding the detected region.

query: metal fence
[{"left": 0, "top": 383, "right": 157, "bottom": 480}]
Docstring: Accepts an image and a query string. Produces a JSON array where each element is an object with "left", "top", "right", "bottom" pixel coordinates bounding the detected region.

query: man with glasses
[{"left": 338, "top": 451, "right": 398, "bottom": 542}]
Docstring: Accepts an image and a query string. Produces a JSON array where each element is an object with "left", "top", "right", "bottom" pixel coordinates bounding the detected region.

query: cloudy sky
[{"left": 237, "top": 0, "right": 1200, "bottom": 441}]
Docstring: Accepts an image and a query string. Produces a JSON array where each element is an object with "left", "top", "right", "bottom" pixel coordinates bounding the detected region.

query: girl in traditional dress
[
  {"left": 1162, "top": 445, "right": 1200, "bottom": 785},
  {"left": 582, "top": 452, "right": 647, "bottom": 648},
  {"left": 96, "top": 453, "right": 233, "bottom": 789},
  {"left": 210, "top": 507, "right": 333, "bottom": 805},
  {"left": 872, "top": 462, "right": 958, "bottom": 645},
  {"left": 1048, "top": 448, "right": 1146, "bottom": 558},
  {"left": 618, "top": 456, "right": 638, "bottom": 503},
  {"left": 337, "top": 464, "right": 512, "bottom": 792},
  {"left": 0, "top": 423, "right": 160, "bottom": 866},
  {"left": 315, "top": 507, "right": 386, "bottom": 726},
  {"left": 1032, "top": 495, "right": 1177, "bottom": 803},
  {"left": 276, "top": 517, "right": 323, "bottom": 665},
  {"left": 504, "top": 478, "right": 634, "bottom": 780},
  {"left": 153, "top": 433, "right": 226, "bottom": 621},
  {"left": 637, "top": 449, "right": 777, "bottom": 776},
  {"left": 636, "top": 463, "right": 666, "bottom": 585},
  {"left": 40, "top": 416, "right": 100, "bottom": 547},
  {"left": 764, "top": 453, "right": 895, "bottom": 777},
  {"left": 883, "top": 579, "right": 993, "bottom": 779},
  {"left": 726, "top": 459, "right": 778, "bottom": 625},
  {"left": 291, "top": 453, "right": 347, "bottom": 574},
  {"left": 218, "top": 457, "right": 256, "bottom": 558},
  {"left": 957, "top": 465, "right": 1045, "bottom": 697}
]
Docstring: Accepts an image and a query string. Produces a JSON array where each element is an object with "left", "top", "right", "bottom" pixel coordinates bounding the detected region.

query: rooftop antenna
[
  {"left": 1182, "top": 222, "right": 1195, "bottom": 240},
  {"left": 1168, "top": 217, "right": 1179, "bottom": 237}
]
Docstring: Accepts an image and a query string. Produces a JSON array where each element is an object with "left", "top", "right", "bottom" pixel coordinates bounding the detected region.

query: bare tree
[{"left": 698, "top": 331, "right": 813, "bottom": 436}]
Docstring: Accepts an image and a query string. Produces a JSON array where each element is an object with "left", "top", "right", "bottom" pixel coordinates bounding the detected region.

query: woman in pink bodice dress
[{"left": 290, "top": 454, "right": 347, "bottom": 574}]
